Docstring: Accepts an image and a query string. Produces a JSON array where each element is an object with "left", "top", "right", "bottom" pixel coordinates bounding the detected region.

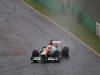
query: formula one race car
[{"left": 30, "top": 40, "right": 69, "bottom": 63}]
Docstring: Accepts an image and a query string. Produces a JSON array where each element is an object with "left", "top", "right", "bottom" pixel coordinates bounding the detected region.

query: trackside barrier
[
  {"left": 82, "top": 13, "right": 96, "bottom": 33},
  {"left": 96, "top": 22, "right": 100, "bottom": 38}
]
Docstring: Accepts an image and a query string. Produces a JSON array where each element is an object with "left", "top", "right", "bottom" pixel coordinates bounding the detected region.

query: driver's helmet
[
  {"left": 49, "top": 40, "right": 53, "bottom": 43},
  {"left": 48, "top": 40, "right": 53, "bottom": 45}
]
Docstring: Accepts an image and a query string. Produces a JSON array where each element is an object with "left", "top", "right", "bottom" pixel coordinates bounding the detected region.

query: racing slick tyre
[
  {"left": 62, "top": 47, "right": 69, "bottom": 58},
  {"left": 31, "top": 50, "right": 39, "bottom": 63},
  {"left": 53, "top": 51, "right": 60, "bottom": 63}
]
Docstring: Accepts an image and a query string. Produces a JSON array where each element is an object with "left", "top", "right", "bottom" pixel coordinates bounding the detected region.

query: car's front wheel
[{"left": 31, "top": 50, "right": 39, "bottom": 63}]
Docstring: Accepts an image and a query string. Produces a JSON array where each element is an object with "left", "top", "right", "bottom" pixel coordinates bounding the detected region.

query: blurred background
[
  {"left": 32, "top": 0, "right": 100, "bottom": 35},
  {"left": 25, "top": 0, "right": 100, "bottom": 51}
]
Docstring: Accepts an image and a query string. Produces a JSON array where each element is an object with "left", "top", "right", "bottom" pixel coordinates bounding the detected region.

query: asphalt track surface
[{"left": 0, "top": 0, "right": 100, "bottom": 75}]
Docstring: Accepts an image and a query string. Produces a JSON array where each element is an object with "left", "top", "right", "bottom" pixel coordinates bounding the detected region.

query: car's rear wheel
[{"left": 62, "top": 47, "right": 69, "bottom": 58}]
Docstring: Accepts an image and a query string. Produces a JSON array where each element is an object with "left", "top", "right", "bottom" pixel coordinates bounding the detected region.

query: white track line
[{"left": 21, "top": 0, "right": 100, "bottom": 57}]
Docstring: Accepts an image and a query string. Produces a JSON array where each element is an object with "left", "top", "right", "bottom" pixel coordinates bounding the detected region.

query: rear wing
[
  {"left": 52, "top": 41, "right": 62, "bottom": 44},
  {"left": 52, "top": 41, "right": 63, "bottom": 49}
]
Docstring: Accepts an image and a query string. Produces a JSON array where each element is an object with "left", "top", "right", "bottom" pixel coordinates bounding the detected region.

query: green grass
[
  {"left": 23, "top": 0, "right": 49, "bottom": 15},
  {"left": 24, "top": 0, "right": 100, "bottom": 53}
]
